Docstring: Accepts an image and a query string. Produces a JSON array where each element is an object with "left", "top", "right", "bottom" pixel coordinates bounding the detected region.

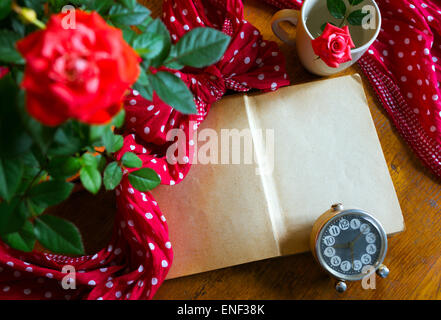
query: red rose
[
  {"left": 17, "top": 11, "right": 140, "bottom": 126},
  {"left": 311, "top": 24, "right": 355, "bottom": 68},
  {"left": 0, "top": 67, "right": 8, "bottom": 79}
]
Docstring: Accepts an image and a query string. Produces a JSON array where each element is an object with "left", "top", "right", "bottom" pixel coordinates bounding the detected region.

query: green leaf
[
  {"left": 47, "top": 123, "right": 83, "bottom": 157},
  {"left": 347, "top": 9, "right": 369, "bottom": 26},
  {"left": 150, "top": 71, "right": 197, "bottom": 114},
  {"left": 108, "top": 3, "right": 151, "bottom": 26},
  {"left": 164, "top": 60, "right": 185, "bottom": 70},
  {"left": 163, "top": 45, "right": 185, "bottom": 70},
  {"left": 111, "top": 135, "right": 124, "bottom": 153},
  {"left": 1, "top": 221, "right": 36, "bottom": 252},
  {"left": 80, "top": 165, "right": 101, "bottom": 195},
  {"left": 33, "top": 215, "right": 84, "bottom": 255},
  {"left": 122, "top": 152, "right": 142, "bottom": 168},
  {"left": 81, "top": 153, "right": 106, "bottom": 174},
  {"left": 135, "top": 16, "right": 153, "bottom": 33},
  {"left": 12, "top": 67, "right": 24, "bottom": 84},
  {"left": 27, "top": 198, "right": 45, "bottom": 216},
  {"left": 122, "top": 27, "right": 137, "bottom": 45},
  {"left": 0, "top": 75, "right": 32, "bottom": 158},
  {"left": 133, "top": 67, "right": 153, "bottom": 100},
  {"left": 21, "top": 118, "right": 56, "bottom": 155},
  {"left": 175, "top": 27, "right": 230, "bottom": 68},
  {"left": 102, "top": 129, "right": 124, "bottom": 153},
  {"left": 0, "top": 199, "right": 27, "bottom": 234},
  {"left": 47, "top": 156, "right": 81, "bottom": 179},
  {"left": 96, "top": 155, "right": 107, "bottom": 172},
  {"left": 28, "top": 181, "right": 74, "bottom": 208},
  {"left": 327, "top": 0, "right": 346, "bottom": 19},
  {"left": 101, "top": 128, "right": 114, "bottom": 150},
  {"left": 132, "top": 82, "right": 153, "bottom": 100},
  {"left": 0, "top": 0, "right": 12, "bottom": 21},
  {"left": 348, "top": 0, "right": 364, "bottom": 5},
  {"left": 18, "top": 91, "right": 57, "bottom": 154},
  {"left": 112, "top": 109, "right": 126, "bottom": 129},
  {"left": 90, "top": 124, "right": 111, "bottom": 143},
  {"left": 23, "top": 0, "right": 46, "bottom": 16},
  {"left": 118, "top": 0, "right": 136, "bottom": 10},
  {"left": 82, "top": 153, "right": 99, "bottom": 168},
  {"left": 20, "top": 151, "right": 41, "bottom": 180},
  {"left": 87, "top": 0, "right": 113, "bottom": 14},
  {"left": 0, "top": 157, "right": 24, "bottom": 202},
  {"left": 133, "top": 32, "right": 165, "bottom": 60},
  {"left": 103, "top": 162, "right": 123, "bottom": 190},
  {"left": 320, "top": 22, "right": 337, "bottom": 32},
  {"left": 128, "top": 168, "right": 160, "bottom": 192},
  {"left": 48, "top": 0, "right": 81, "bottom": 12},
  {"left": 146, "top": 19, "right": 172, "bottom": 67},
  {"left": 48, "top": 0, "right": 65, "bottom": 12},
  {"left": 11, "top": 17, "right": 25, "bottom": 37},
  {"left": 0, "top": 30, "right": 24, "bottom": 64}
]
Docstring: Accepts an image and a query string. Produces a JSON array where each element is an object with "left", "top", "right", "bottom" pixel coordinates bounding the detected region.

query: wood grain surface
[{"left": 57, "top": 0, "right": 441, "bottom": 300}]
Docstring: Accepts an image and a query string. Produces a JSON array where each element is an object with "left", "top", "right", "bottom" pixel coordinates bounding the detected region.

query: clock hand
[
  {"left": 348, "top": 232, "right": 362, "bottom": 267},
  {"left": 333, "top": 242, "right": 351, "bottom": 249},
  {"left": 350, "top": 244, "right": 354, "bottom": 265},
  {"left": 350, "top": 231, "right": 363, "bottom": 246}
]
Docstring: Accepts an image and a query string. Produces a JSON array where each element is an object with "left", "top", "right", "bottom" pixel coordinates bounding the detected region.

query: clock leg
[
  {"left": 335, "top": 280, "right": 347, "bottom": 293},
  {"left": 376, "top": 264, "right": 390, "bottom": 278}
]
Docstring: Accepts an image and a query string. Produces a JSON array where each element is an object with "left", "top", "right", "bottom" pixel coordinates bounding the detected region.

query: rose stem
[{"left": 11, "top": 2, "right": 46, "bottom": 30}]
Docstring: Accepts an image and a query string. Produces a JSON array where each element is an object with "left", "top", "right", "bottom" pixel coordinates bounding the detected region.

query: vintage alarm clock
[{"left": 310, "top": 203, "right": 390, "bottom": 292}]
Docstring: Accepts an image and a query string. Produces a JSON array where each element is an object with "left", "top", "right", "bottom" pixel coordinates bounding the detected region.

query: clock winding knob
[
  {"left": 376, "top": 264, "right": 389, "bottom": 278},
  {"left": 331, "top": 203, "right": 344, "bottom": 212},
  {"left": 335, "top": 281, "right": 347, "bottom": 293}
]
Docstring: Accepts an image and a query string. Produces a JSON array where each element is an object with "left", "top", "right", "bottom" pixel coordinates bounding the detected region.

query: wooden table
[{"left": 60, "top": 0, "right": 441, "bottom": 300}]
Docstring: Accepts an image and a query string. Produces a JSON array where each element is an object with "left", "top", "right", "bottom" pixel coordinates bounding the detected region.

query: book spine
[{"left": 243, "top": 95, "right": 285, "bottom": 257}]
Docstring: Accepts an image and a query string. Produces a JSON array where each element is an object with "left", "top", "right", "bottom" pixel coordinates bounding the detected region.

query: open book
[{"left": 151, "top": 74, "right": 404, "bottom": 279}]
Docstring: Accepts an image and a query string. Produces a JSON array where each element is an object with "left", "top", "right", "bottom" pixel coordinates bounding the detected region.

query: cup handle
[{"left": 271, "top": 9, "right": 300, "bottom": 46}]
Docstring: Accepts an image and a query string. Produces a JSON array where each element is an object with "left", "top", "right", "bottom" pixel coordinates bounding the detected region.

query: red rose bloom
[
  {"left": 311, "top": 24, "right": 355, "bottom": 68},
  {"left": 0, "top": 66, "right": 8, "bottom": 79},
  {"left": 17, "top": 11, "right": 140, "bottom": 126}
]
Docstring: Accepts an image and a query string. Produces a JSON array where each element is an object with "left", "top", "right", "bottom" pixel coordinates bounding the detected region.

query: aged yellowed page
[
  {"left": 152, "top": 95, "right": 280, "bottom": 279},
  {"left": 152, "top": 74, "right": 404, "bottom": 279},
  {"left": 246, "top": 74, "right": 404, "bottom": 255}
]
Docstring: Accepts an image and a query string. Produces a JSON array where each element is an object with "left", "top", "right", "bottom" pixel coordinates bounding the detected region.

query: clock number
[
  {"left": 323, "top": 236, "right": 335, "bottom": 246},
  {"left": 330, "top": 256, "right": 341, "bottom": 267},
  {"left": 361, "top": 254, "right": 372, "bottom": 265},
  {"left": 324, "top": 247, "right": 336, "bottom": 258},
  {"left": 366, "top": 233, "right": 376, "bottom": 244},
  {"left": 329, "top": 225, "right": 340, "bottom": 236},
  {"left": 339, "top": 219, "right": 349, "bottom": 230},
  {"left": 353, "top": 260, "right": 362, "bottom": 271},
  {"left": 360, "top": 223, "right": 371, "bottom": 235},
  {"left": 350, "top": 219, "right": 361, "bottom": 230},
  {"left": 366, "top": 244, "right": 377, "bottom": 255},
  {"left": 340, "top": 260, "right": 351, "bottom": 272}
]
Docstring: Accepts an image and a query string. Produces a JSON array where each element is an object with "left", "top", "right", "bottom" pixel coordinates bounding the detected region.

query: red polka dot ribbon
[
  {"left": 265, "top": 0, "right": 441, "bottom": 177},
  {"left": 0, "top": 0, "right": 289, "bottom": 300}
]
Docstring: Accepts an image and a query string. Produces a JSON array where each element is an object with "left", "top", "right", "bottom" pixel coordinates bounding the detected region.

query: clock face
[{"left": 316, "top": 210, "right": 387, "bottom": 281}]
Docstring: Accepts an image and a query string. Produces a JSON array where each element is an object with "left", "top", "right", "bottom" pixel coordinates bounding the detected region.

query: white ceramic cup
[{"left": 271, "top": 0, "right": 381, "bottom": 76}]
